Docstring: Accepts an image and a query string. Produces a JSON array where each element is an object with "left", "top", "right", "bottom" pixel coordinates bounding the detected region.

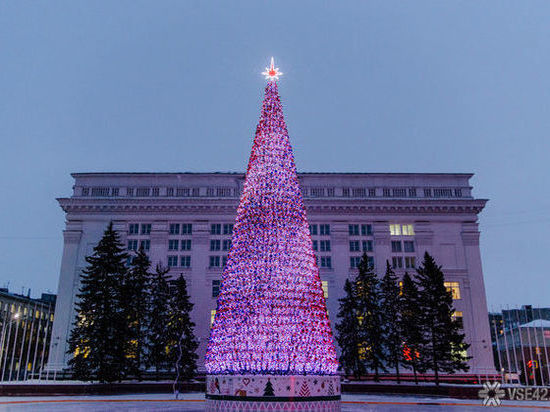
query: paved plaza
[{"left": 0, "top": 393, "right": 548, "bottom": 411}]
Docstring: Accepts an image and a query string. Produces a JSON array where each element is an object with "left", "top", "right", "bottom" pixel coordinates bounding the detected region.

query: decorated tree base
[{"left": 205, "top": 374, "right": 340, "bottom": 411}]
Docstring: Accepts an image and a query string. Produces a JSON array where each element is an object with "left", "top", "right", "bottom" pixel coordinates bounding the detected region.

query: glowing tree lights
[{"left": 205, "top": 60, "right": 338, "bottom": 380}]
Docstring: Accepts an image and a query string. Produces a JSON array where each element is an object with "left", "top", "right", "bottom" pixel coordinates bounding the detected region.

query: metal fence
[
  {"left": 0, "top": 300, "right": 54, "bottom": 381},
  {"left": 490, "top": 305, "right": 550, "bottom": 386}
]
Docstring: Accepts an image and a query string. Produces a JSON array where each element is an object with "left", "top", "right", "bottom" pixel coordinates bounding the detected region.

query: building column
[
  {"left": 373, "top": 221, "right": 391, "bottom": 276},
  {"left": 46, "top": 222, "right": 82, "bottom": 372},
  {"left": 462, "top": 222, "right": 495, "bottom": 374},
  {"left": 190, "top": 220, "right": 211, "bottom": 372},
  {"left": 328, "top": 221, "right": 349, "bottom": 349}
]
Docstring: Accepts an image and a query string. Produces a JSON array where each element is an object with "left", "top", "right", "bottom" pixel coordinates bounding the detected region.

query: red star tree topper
[{"left": 205, "top": 59, "right": 338, "bottom": 375}]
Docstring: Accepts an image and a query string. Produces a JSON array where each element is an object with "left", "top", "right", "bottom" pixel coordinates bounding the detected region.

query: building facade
[
  {"left": 46, "top": 172, "right": 495, "bottom": 374},
  {"left": 0, "top": 289, "right": 56, "bottom": 381}
]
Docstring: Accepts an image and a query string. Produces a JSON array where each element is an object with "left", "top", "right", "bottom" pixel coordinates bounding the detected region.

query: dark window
[
  {"left": 211, "top": 224, "right": 221, "bottom": 235},
  {"left": 169, "top": 224, "right": 180, "bottom": 235},
  {"left": 404, "top": 241, "right": 415, "bottom": 253},
  {"left": 361, "top": 224, "right": 373, "bottom": 236},
  {"left": 212, "top": 280, "right": 221, "bottom": 298},
  {"left": 349, "top": 241, "right": 360, "bottom": 252},
  {"left": 141, "top": 224, "right": 151, "bottom": 235},
  {"left": 348, "top": 225, "right": 359, "bottom": 236},
  {"left": 391, "top": 241, "right": 402, "bottom": 253}
]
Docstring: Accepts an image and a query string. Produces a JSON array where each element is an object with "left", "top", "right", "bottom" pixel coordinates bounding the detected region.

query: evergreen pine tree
[
  {"left": 335, "top": 279, "right": 365, "bottom": 379},
  {"left": 146, "top": 263, "right": 171, "bottom": 378},
  {"left": 380, "top": 260, "right": 403, "bottom": 383},
  {"left": 121, "top": 246, "right": 151, "bottom": 380},
  {"left": 168, "top": 274, "right": 198, "bottom": 381},
  {"left": 400, "top": 272, "right": 426, "bottom": 384},
  {"left": 415, "top": 252, "right": 471, "bottom": 385},
  {"left": 355, "top": 253, "right": 386, "bottom": 381},
  {"left": 67, "top": 222, "right": 128, "bottom": 382},
  {"left": 263, "top": 379, "right": 275, "bottom": 396}
]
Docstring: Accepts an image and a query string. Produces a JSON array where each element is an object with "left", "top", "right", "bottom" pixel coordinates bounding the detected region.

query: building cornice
[{"left": 57, "top": 198, "right": 487, "bottom": 215}]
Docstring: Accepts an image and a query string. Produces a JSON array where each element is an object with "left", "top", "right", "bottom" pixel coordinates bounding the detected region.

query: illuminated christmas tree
[{"left": 205, "top": 59, "right": 338, "bottom": 377}]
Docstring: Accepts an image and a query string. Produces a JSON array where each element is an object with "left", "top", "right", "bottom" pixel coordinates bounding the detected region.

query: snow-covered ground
[{"left": 0, "top": 393, "right": 547, "bottom": 411}]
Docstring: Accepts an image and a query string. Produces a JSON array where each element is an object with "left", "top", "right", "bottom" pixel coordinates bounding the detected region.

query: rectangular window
[
  {"left": 167, "top": 256, "right": 178, "bottom": 267},
  {"left": 212, "top": 280, "right": 221, "bottom": 298},
  {"left": 392, "top": 256, "right": 403, "bottom": 269},
  {"left": 127, "top": 187, "right": 134, "bottom": 197},
  {"left": 391, "top": 241, "right": 402, "bottom": 253},
  {"left": 210, "top": 239, "right": 221, "bottom": 251},
  {"left": 91, "top": 187, "right": 110, "bottom": 197},
  {"left": 310, "top": 187, "right": 325, "bottom": 197},
  {"left": 348, "top": 224, "right": 359, "bottom": 236},
  {"left": 342, "top": 187, "right": 350, "bottom": 197},
  {"left": 424, "top": 188, "right": 432, "bottom": 197},
  {"left": 81, "top": 187, "right": 89, "bottom": 196},
  {"left": 352, "top": 188, "right": 366, "bottom": 197},
  {"left": 141, "top": 224, "right": 151, "bottom": 235},
  {"left": 322, "top": 280, "right": 328, "bottom": 298},
  {"left": 181, "top": 239, "right": 192, "bottom": 251},
  {"left": 368, "top": 188, "right": 376, "bottom": 197},
  {"left": 181, "top": 223, "right": 192, "bottom": 234},
  {"left": 168, "top": 239, "right": 179, "bottom": 251},
  {"left": 129, "top": 223, "right": 139, "bottom": 235},
  {"left": 309, "top": 224, "right": 318, "bottom": 236},
  {"left": 409, "top": 188, "right": 417, "bottom": 197},
  {"left": 452, "top": 311, "right": 464, "bottom": 329},
  {"left": 211, "top": 224, "right": 221, "bottom": 235},
  {"left": 111, "top": 188, "right": 119, "bottom": 197},
  {"left": 361, "top": 224, "right": 373, "bottom": 236},
  {"left": 392, "top": 188, "right": 407, "bottom": 197},
  {"left": 320, "top": 240, "right": 331, "bottom": 252},
  {"left": 404, "top": 241, "right": 415, "bottom": 253},
  {"left": 405, "top": 256, "right": 416, "bottom": 269},
  {"left": 222, "top": 239, "right": 232, "bottom": 251},
  {"left": 222, "top": 255, "right": 228, "bottom": 267},
  {"left": 140, "top": 240, "right": 150, "bottom": 251},
  {"left": 402, "top": 224, "right": 415, "bottom": 236},
  {"left": 166, "top": 187, "right": 174, "bottom": 197},
  {"left": 136, "top": 187, "right": 150, "bottom": 197},
  {"left": 320, "top": 256, "right": 332, "bottom": 268},
  {"left": 128, "top": 240, "right": 138, "bottom": 251},
  {"left": 327, "top": 187, "right": 335, "bottom": 197},
  {"left": 207, "top": 187, "right": 215, "bottom": 196},
  {"left": 383, "top": 188, "right": 391, "bottom": 197},
  {"left": 209, "top": 256, "right": 221, "bottom": 267},
  {"left": 211, "top": 310, "right": 216, "bottom": 326},
  {"left": 444, "top": 282, "right": 461, "bottom": 300},
  {"left": 169, "top": 224, "right": 180, "bottom": 235},
  {"left": 349, "top": 241, "right": 360, "bottom": 252},
  {"left": 350, "top": 256, "right": 361, "bottom": 268},
  {"left": 320, "top": 224, "right": 330, "bottom": 236},
  {"left": 390, "top": 224, "right": 401, "bottom": 236},
  {"left": 180, "top": 255, "right": 191, "bottom": 267},
  {"left": 362, "top": 240, "right": 373, "bottom": 252},
  {"left": 223, "top": 224, "right": 234, "bottom": 235},
  {"left": 454, "top": 188, "right": 463, "bottom": 197},
  {"left": 152, "top": 187, "right": 159, "bottom": 197},
  {"left": 312, "top": 240, "right": 318, "bottom": 251}
]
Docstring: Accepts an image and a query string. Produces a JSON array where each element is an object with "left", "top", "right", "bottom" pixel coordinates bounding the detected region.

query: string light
[{"left": 205, "top": 73, "right": 338, "bottom": 376}]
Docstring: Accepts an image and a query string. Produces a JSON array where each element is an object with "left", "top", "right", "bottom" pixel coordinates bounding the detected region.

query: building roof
[{"left": 520, "top": 319, "right": 550, "bottom": 328}]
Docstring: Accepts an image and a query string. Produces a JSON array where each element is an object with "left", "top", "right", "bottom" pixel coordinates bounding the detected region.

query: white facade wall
[{"left": 46, "top": 172, "right": 495, "bottom": 374}]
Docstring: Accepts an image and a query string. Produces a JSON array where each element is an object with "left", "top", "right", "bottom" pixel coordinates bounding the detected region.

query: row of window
[
  {"left": 391, "top": 256, "right": 416, "bottom": 269},
  {"left": 309, "top": 224, "right": 331, "bottom": 236},
  {"left": 312, "top": 240, "right": 331, "bottom": 252},
  {"left": 128, "top": 222, "right": 414, "bottom": 237},
  {"left": 129, "top": 223, "right": 151, "bottom": 235},
  {"left": 349, "top": 224, "right": 373, "bottom": 236},
  {"left": 169, "top": 223, "right": 193, "bottom": 235},
  {"left": 167, "top": 255, "right": 191, "bottom": 267},
  {"left": 168, "top": 239, "right": 192, "bottom": 251},
  {"left": 81, "top": 186, "right": 465, "bottom": 199},
  {"left": 128, "top": 239, "right": 150, "bottom": 251},
  {"left": 350, "top": 256, "right": 375, "bottom": 268},
  {"left": 391, "top": 240, "right": 415, "bottom": 253},
  {"left": 210, "top": 224, "right": 233, "bottom": 235},
  {"left": 349, "top": 240, "right": 373, "bottom": 252}
]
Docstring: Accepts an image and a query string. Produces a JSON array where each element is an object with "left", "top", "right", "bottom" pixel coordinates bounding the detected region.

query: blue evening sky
[{"left": 0, "top": 1, "right": 548, "bottom": 308}]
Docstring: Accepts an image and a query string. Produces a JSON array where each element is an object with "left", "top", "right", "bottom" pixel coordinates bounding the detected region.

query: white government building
[{"left": 46, "top": 172, "right": 495, "bottom": 375}]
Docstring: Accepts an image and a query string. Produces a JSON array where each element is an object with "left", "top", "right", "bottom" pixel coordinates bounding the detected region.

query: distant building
[
  {"left": 0, "top": 289, "right": 56, "bottom": 381},
  {"left": 47, "top": 172, "right": 495, "bottom": 375}
]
